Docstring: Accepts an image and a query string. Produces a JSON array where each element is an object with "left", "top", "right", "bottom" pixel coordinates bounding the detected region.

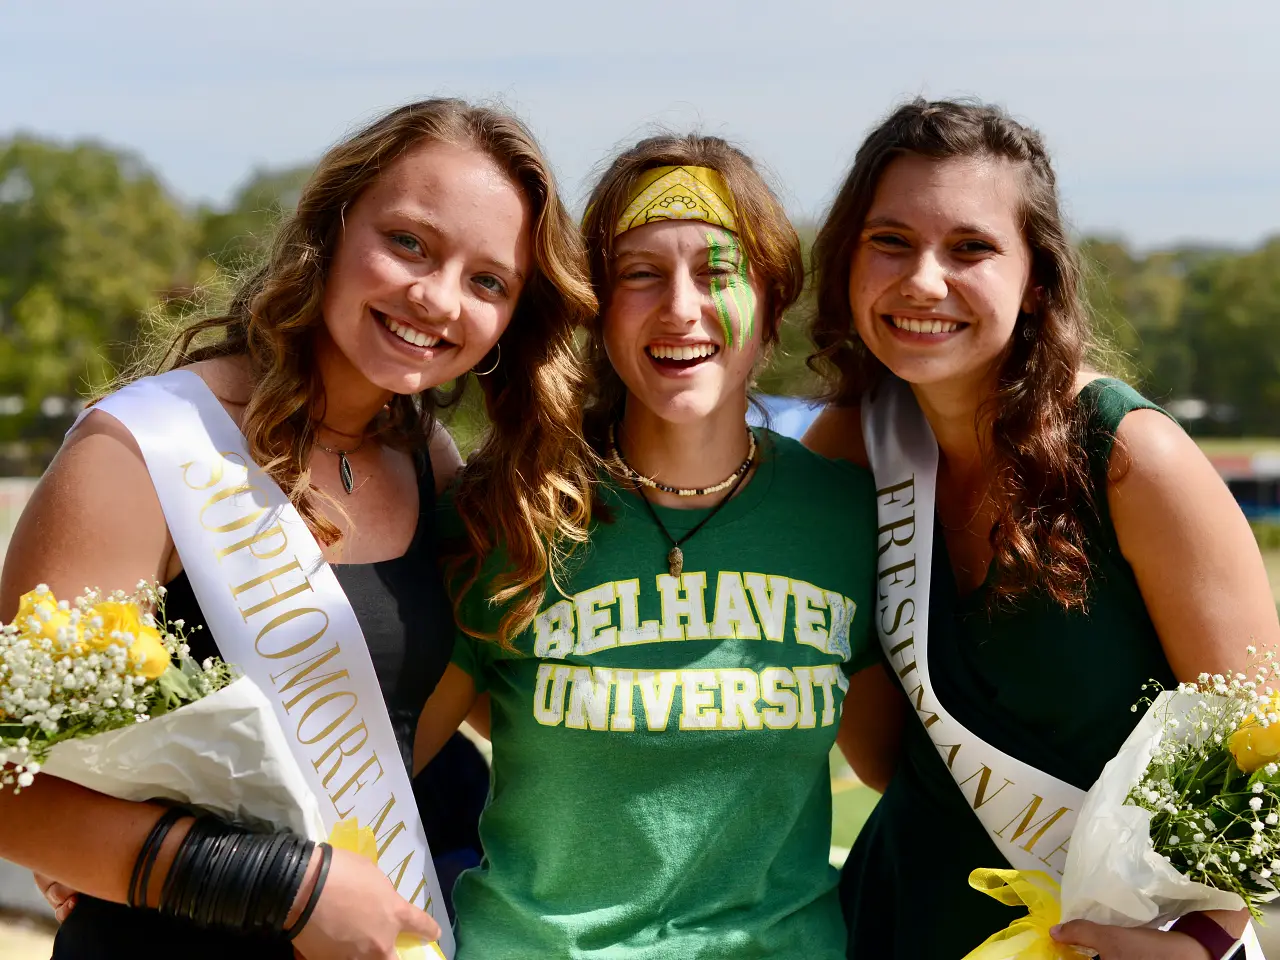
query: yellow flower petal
[{"left": 128, "top": 626, "right": 171, "bottom": 679}]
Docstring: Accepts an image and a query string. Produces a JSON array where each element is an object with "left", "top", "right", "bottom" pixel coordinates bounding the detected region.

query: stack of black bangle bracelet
[{"left": 129, "top": 805, "right": 333, "bottom": 940}]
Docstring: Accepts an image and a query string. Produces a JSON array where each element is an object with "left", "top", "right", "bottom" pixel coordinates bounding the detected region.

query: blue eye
[
  {"left": 391, "top": 233, "right": 422, "bottom": 254},
  {"left": 474, "top": 274, "right": 508, "bottom": 296}
]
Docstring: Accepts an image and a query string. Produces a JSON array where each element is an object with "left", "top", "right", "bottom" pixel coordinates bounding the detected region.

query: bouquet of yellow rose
[
  {"left": 0, "top": 582, "right": 325, "bottom": 836},
  {"left": 966, "top": 653, "right": 1277, "bottom": 958}
]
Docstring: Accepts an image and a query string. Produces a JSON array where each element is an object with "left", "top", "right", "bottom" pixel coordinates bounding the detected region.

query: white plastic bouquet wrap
[
  {"left": 0, "top": 582, "right": 324, "bottom": 837},
  {"left": 965, "top": 654, "right": 1280, "bottom": 958}
]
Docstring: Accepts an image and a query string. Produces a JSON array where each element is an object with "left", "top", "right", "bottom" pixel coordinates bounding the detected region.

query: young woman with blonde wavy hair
[
  {"left": 417, "top": 133, "right": 885, "bottom": 959},
  {"left": 804, "top": 98, "right": 1276, "bottom": 959},
  {"left": 0, "top": 98, "right": 596, "bottom": 960}
]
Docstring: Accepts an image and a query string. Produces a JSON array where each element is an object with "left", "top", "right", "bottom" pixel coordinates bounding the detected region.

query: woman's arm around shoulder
[
  {"left": 413, "top": 664, "right": 479, "bottom": 775},
  {"left": 802, "top": 403, "right": 869, "bottom": 468},
  {"left": 1109, "top": 408, "right": 1279, "bottom": 678},
  {"left": 838, "top": 663, "right": 904, "bottom": 792}
]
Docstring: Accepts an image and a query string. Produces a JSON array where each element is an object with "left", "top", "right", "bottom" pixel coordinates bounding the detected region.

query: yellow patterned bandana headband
[{"left": 614, "top": 165, "right": 738, "bottom": 238}]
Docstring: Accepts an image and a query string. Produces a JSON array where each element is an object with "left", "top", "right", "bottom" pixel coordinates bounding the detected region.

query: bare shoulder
[
  {"left": 801, "top": 402, "right": 868, "bottom": 468},
  {"left": 428, "top": 423, "right": 463, "bottom": 495},
  {"left": 0, "top": 410, "right": 172, "bottom": 617},
  {"left": 182, "top": 356, "right": 254, "bottom": 425},
  {"left": 1110, "top": 407, "right": 1202, "bottom": 486},
  {"left": 1104, "top": 404, "right": 1278, "bottom": 674}
]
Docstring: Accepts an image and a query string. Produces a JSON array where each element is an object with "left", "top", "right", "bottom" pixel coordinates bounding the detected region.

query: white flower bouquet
[
  {"left": 965, "top": 654, "right": 1280, "bottom": 958},
  {"left": 0, "top": 582, "right": 325, "bottom": 836}
]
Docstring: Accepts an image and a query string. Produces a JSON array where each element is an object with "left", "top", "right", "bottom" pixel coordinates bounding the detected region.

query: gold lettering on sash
[
  {"left": 181, "top": 455, "right": 233, "bottom": 491},
  {"left": 904, "top": 681, "right": 941, "bottom": 728},
  {"left": 881, "top": 599, "right": 916, "bottom": 635},
  {"left": 254, "top": 607, "right": 330, "bottom": 659},
  {"left": 409, "top": 874, "right": 435, "bottom": 913},
  {"left": 368, "top": 794, "right": 405, "bottom": 858},
  {"left": 159, "top": 422, "right": 437, "bottom": 906},
  {"left": 215, "top": 522, "right": 288, "bottom": 562},
  {"left": 936, "top": 741, "right": 962, "bottom": 767},
  {"left": 200, "top": 483, "right": 268, "bottom": 533},
  {"left": 385, "top": 851, "right": 413, "bottom": 889},
  {"left": 329, "top": 753, "right": 384, "bottom": 805},
  {"left": 233, "top": 558, "right": 314, "bottom": 620},
  {"left": 312, "top": 721, "right": 370, "bottom": 788},
  {"left": 877, "top": 514, "right": 916, "bottom": 558},
  {"left": 876, "top": 475, "right": 916, "bottom": 506},
  {"left": 957, "top": 764, "right": 1015, "bottom": 809},
  {"left": 270, "top": 644, "right": 349, "bottom": 711},
  {"left": 295, "top": 690, "right": 359, "bottom": 744},
  {"left": 877, "top": 558, "right": 917, "bottom": 599},
  {"left": 1038, "top": 836, "right": 1072, "bottom": 876},
  {"left": 995, "top": 795, "right": 1073, "bottom": 855}
]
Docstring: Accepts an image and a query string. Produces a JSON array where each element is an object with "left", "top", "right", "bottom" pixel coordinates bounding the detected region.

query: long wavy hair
[
  {"left": 133, "top": 98, "right": 597, "bottom": 642},
  {"left": 579, "top": 133, "right": 805, "bottom": 447},
  {"left": 809, "top": 98, "right": 1097, "bottom": 610}
]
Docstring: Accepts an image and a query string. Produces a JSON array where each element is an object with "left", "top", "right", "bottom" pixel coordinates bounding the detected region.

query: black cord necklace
[{"left": 614, "top": 429, "right": 756, "bottom": 576}]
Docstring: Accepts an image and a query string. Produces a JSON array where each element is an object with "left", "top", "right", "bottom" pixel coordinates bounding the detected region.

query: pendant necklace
[
  {"left": 313, "top": 435, "right": 367, "bottom": 495},
  {"left": 611, "top": 425, "right": 756, "bottom": 576}
]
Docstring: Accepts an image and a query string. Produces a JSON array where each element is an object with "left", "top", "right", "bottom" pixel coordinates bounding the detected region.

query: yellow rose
[
  {"left": 1229, "top": 696, "right": 1280, "bottom": 773},
  {"left": 16, "top": 588, "right": 77, "bottom": 647},
  {"left": 92, "top": 601, "right": 144, "bottom": 646},
  {"left": 127, "top": 624, "right": 171, "bottom": 679}
]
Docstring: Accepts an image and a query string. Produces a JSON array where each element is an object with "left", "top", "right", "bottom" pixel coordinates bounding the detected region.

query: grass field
[{"left": 1196, "top": 437, "right": 1280, "bottom": 456}]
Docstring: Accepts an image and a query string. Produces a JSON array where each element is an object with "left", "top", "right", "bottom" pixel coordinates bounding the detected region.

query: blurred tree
[
  {"left": 0, "top": 136, "right": 194, "bottom": 419},
  {"left": 195, "top": 164, "right": 312, "bottom": 275},
  {"left": 756, "top": 221, "right": 820, "bottom": 398},
  {"left": 1180, "top": 238, "right": 1280, "bottom": 435}
]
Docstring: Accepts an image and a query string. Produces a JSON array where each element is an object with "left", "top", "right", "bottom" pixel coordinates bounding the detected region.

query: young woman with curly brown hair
[
  {"left": 0, "top": 98, "right": 596, "bottom": 960},
  {"left": 805, "top": 98, "right": 1276, "bottom": 959}
]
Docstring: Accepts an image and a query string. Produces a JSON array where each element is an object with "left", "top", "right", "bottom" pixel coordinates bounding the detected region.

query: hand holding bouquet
[
  {"left": 966, "top": 651, "right": 1278, "bottom": 958},
  {"left": 0, "top": 581, "right": 324, "bottom": 835}
]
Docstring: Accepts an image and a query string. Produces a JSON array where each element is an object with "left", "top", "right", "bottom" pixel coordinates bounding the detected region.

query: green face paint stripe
[
  {"left": 707, "top": 231, "right": 758, "bottom": 350},
  {"left": 729, "top": 241, "right": 756, "bottom": 348},
  {"left": 708, "top": 232, "right": 736, "bottom": 348}
]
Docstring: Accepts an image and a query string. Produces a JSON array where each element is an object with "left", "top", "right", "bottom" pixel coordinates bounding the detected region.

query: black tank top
[{"left": 52, "top": 451, "right": 455, "bottom": 959}]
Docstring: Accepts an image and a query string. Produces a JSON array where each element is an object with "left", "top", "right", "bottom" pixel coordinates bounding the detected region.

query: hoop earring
[{"left": 473, "top": 343, "right": 501, "bottom": 376}]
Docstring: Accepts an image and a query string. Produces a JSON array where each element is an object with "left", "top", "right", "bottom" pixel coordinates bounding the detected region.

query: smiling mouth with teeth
[
  {"left": 645, "top": 343, "right": 720, "bottom": 368},
  {"left": 886, "top": 315, "right": 966, "bottom": 336},
  {"left": 375, "top": 309, "right": 450, "bottom": 350}
]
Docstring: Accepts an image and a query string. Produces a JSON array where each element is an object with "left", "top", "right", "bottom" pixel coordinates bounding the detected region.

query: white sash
[
  {"left": 863, "top": 377, "right": 1084, "bottom": 878},
  {"left": 83, "top": 370, "right": 455, "bottom": 957},
  {"left": 864, "top": 376, "right": 1263, "bottom": 957}
]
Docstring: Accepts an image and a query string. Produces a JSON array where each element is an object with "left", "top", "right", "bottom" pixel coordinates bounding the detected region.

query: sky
[{"left": 2, "top": 0, "right": 1277, "bottom": 249}]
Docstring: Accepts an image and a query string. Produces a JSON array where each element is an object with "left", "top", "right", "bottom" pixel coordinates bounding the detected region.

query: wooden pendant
[
  {"left": 667, "top": 546, "right": 683, "bottom": 577},
  {"left": 338, "top": 452, "right": 355, "bottom": 494}
]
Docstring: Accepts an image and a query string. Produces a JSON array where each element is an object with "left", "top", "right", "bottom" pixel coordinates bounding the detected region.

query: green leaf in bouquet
[{"left": 149, "top": 664, "right": 200, "bottom": 717}]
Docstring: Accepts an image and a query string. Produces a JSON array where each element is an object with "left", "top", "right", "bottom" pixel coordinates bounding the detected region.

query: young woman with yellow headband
[{"left": 415, "top": 135, "right": 890, "bottom": 957}]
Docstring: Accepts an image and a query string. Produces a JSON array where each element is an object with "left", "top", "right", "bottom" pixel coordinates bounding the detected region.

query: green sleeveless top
[{"left": 841, "top": 378, "right": 1179, "bottom": 958}]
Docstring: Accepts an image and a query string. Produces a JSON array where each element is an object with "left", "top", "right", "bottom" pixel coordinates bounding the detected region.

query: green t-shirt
[{"left": 445, "top": 430, "right": 880, "bottom": 959}]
